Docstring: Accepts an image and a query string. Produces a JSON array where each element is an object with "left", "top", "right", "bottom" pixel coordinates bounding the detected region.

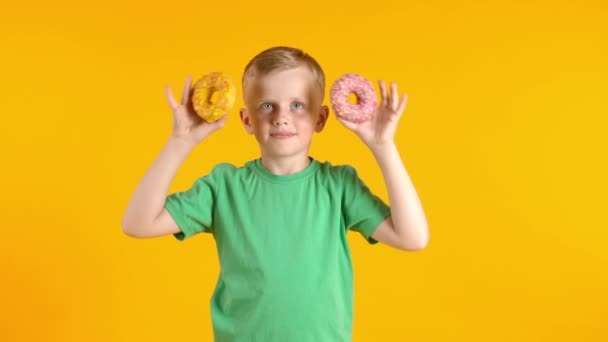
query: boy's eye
[
  {"left": 292, "top": 102, "right": 304, "bottom": 110},
  {"left": 261, "top": 103, "right": 273, "bottom": 111}
]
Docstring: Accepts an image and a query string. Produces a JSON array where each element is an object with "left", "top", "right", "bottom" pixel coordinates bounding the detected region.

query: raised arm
[
  {"left": 336, "top": 80, "right": 429, "bottom": 250},
  {"left": 121, "top": 76, "right": 228, "bottom": 238}
]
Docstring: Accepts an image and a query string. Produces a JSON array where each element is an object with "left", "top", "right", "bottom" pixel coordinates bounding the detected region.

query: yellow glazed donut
[{"left": 191, "top": 72, "right": 236, "bottom": 122}]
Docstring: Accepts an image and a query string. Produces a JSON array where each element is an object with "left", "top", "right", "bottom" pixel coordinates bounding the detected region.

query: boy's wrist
[
  {"left": 167, "top": 135, "right": 197, "bottom": 152},
  {"left": 367, "top": 140, "right": 398, "bottom": 155}
]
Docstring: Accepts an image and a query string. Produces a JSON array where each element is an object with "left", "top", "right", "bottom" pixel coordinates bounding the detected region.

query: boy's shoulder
[
  {"left": 317, "top": 160, "right": 357, "bottom": 172},
  {"left": 209, "top": 161, "right": 240, "bottom": 173},
  {"left": 316, "top": 159, "right": 360, "bottom": 178}
]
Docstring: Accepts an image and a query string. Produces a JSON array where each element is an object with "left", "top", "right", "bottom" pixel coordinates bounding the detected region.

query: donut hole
[
  {"left": 347, "top": 93, "right": 359, "bottom": 104},
  {"left": 208, "top": 88, "right": 221, "bottom": 105}
]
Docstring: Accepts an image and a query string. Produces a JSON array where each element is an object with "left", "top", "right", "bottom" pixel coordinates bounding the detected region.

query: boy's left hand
[{"left": 336, "top": 80, "right": 408, "bottom": 149}]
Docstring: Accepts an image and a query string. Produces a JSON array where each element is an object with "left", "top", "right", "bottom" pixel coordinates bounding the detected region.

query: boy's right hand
[{"left": 165, "top": 76, "right": 228, "bottom": 146}]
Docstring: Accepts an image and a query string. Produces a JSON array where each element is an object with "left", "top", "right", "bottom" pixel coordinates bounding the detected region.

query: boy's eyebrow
[{"left": 256, "top": 99, "right": 275, "bottom": 105}]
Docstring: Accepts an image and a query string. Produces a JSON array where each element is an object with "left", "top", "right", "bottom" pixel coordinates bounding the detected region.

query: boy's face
[{"left": 240, "top": 65, "right": 328, "bottom": 160}]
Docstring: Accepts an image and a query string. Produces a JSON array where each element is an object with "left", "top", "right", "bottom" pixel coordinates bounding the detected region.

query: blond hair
[{"left": 242, "top": 46, "right": 325, "bottom": 99}]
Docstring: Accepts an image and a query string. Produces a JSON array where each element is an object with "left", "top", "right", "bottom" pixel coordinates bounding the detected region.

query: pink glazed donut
[{"left": 330, "top": 73, "right": 377, "bottom": 123}]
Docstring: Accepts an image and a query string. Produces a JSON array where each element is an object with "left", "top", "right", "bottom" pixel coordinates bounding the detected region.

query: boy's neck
[{"left": 259, "top": 155, "right": 312, "bottom": 176}]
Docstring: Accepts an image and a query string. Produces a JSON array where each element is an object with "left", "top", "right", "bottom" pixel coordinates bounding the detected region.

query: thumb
[
  {"left": 336, "top": 117, "right": 358, "bottom": 131},
  {"left": 208, "top": 115, "right": 228, "bottom": 131}
]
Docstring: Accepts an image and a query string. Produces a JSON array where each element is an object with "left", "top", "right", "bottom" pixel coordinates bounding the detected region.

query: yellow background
[{"left": 1, "top": 0, "right": 606, "bottom": 340}]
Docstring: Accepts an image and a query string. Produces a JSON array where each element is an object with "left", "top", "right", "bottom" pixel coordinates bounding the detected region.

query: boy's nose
[
  {"left": 273, "top": 118, "right": 288, "bottom": 126},
  {"left": 271, "top": 110, "right": 289, "bottom": 126}
]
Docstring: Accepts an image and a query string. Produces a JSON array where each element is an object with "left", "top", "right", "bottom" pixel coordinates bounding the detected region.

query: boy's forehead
[{"left": 243, "top": 66, "right": 320, "bottom": 100}]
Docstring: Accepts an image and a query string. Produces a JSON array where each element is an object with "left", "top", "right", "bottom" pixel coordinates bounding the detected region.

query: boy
[{"left": 122, "top": 46, "right": 429, "bottom": 341}]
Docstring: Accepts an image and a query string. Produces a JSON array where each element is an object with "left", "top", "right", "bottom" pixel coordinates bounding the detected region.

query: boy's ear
[
  {"left": 239, "top": 108, "right": 254, "bottom": 134},
  {"left": 315, "top": 105, "right": 329, "bottom": 132}
]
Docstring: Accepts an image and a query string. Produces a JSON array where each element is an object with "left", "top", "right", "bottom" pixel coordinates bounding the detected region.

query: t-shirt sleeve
[
  {"left": 341, "top": 165, "right": 391, "bottom": 244},
  {"left": 163, "top": 168, "right": 220, "bottom": 241}
]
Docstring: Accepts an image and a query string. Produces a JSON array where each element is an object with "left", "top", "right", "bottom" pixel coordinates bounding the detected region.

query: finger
[
  {"left": 378, "top": 80, "right": 388, "bottom": 106},
  {"left": 335, "top": 115, "right": 358, "bottom": 131},
  {"left": 165, "top": 85, "right": 178, "bottom": 109},
  {"left": 390, "top": 82, "right": 399, "bottom": 110},
  {"left": 396, "top": 93, "right": 408, "bottom": 115},
  {"left": 213, "top": 115, "right": 228, "bottom": 128},
  {"left": 181, "top": 75, "right": 193, "bottom": 106},
  {"left": 206, "top": 115, "right": 228, "bottom": 133}
]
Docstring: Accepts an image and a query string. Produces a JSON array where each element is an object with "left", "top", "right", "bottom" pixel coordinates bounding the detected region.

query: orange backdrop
[{"left": 1, "top": 0, "right": 607, "bottom": 340}]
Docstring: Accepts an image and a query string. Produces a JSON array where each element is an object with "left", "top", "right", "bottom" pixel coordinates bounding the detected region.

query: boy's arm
[
  {"left": 121, "top": 137, "right": 194, "bottom": 238},
  {"left": 121, "top": 76, "right": 228, "bottom": 238},
  {"left": 337, "top": 80, "right": 429, "bottom": 251},
  {"left": 369, "top": 143, "right": 429, "bottom": 250}
]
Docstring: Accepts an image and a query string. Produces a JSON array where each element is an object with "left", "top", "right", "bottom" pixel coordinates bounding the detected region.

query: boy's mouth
[{"left": 270, "top": 132, "right": 296, "bottom": 139}]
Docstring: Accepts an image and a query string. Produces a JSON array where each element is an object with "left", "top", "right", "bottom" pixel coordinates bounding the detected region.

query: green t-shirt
[{"left": 164, "top": 157, "right": 391, "bottom": 341}]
